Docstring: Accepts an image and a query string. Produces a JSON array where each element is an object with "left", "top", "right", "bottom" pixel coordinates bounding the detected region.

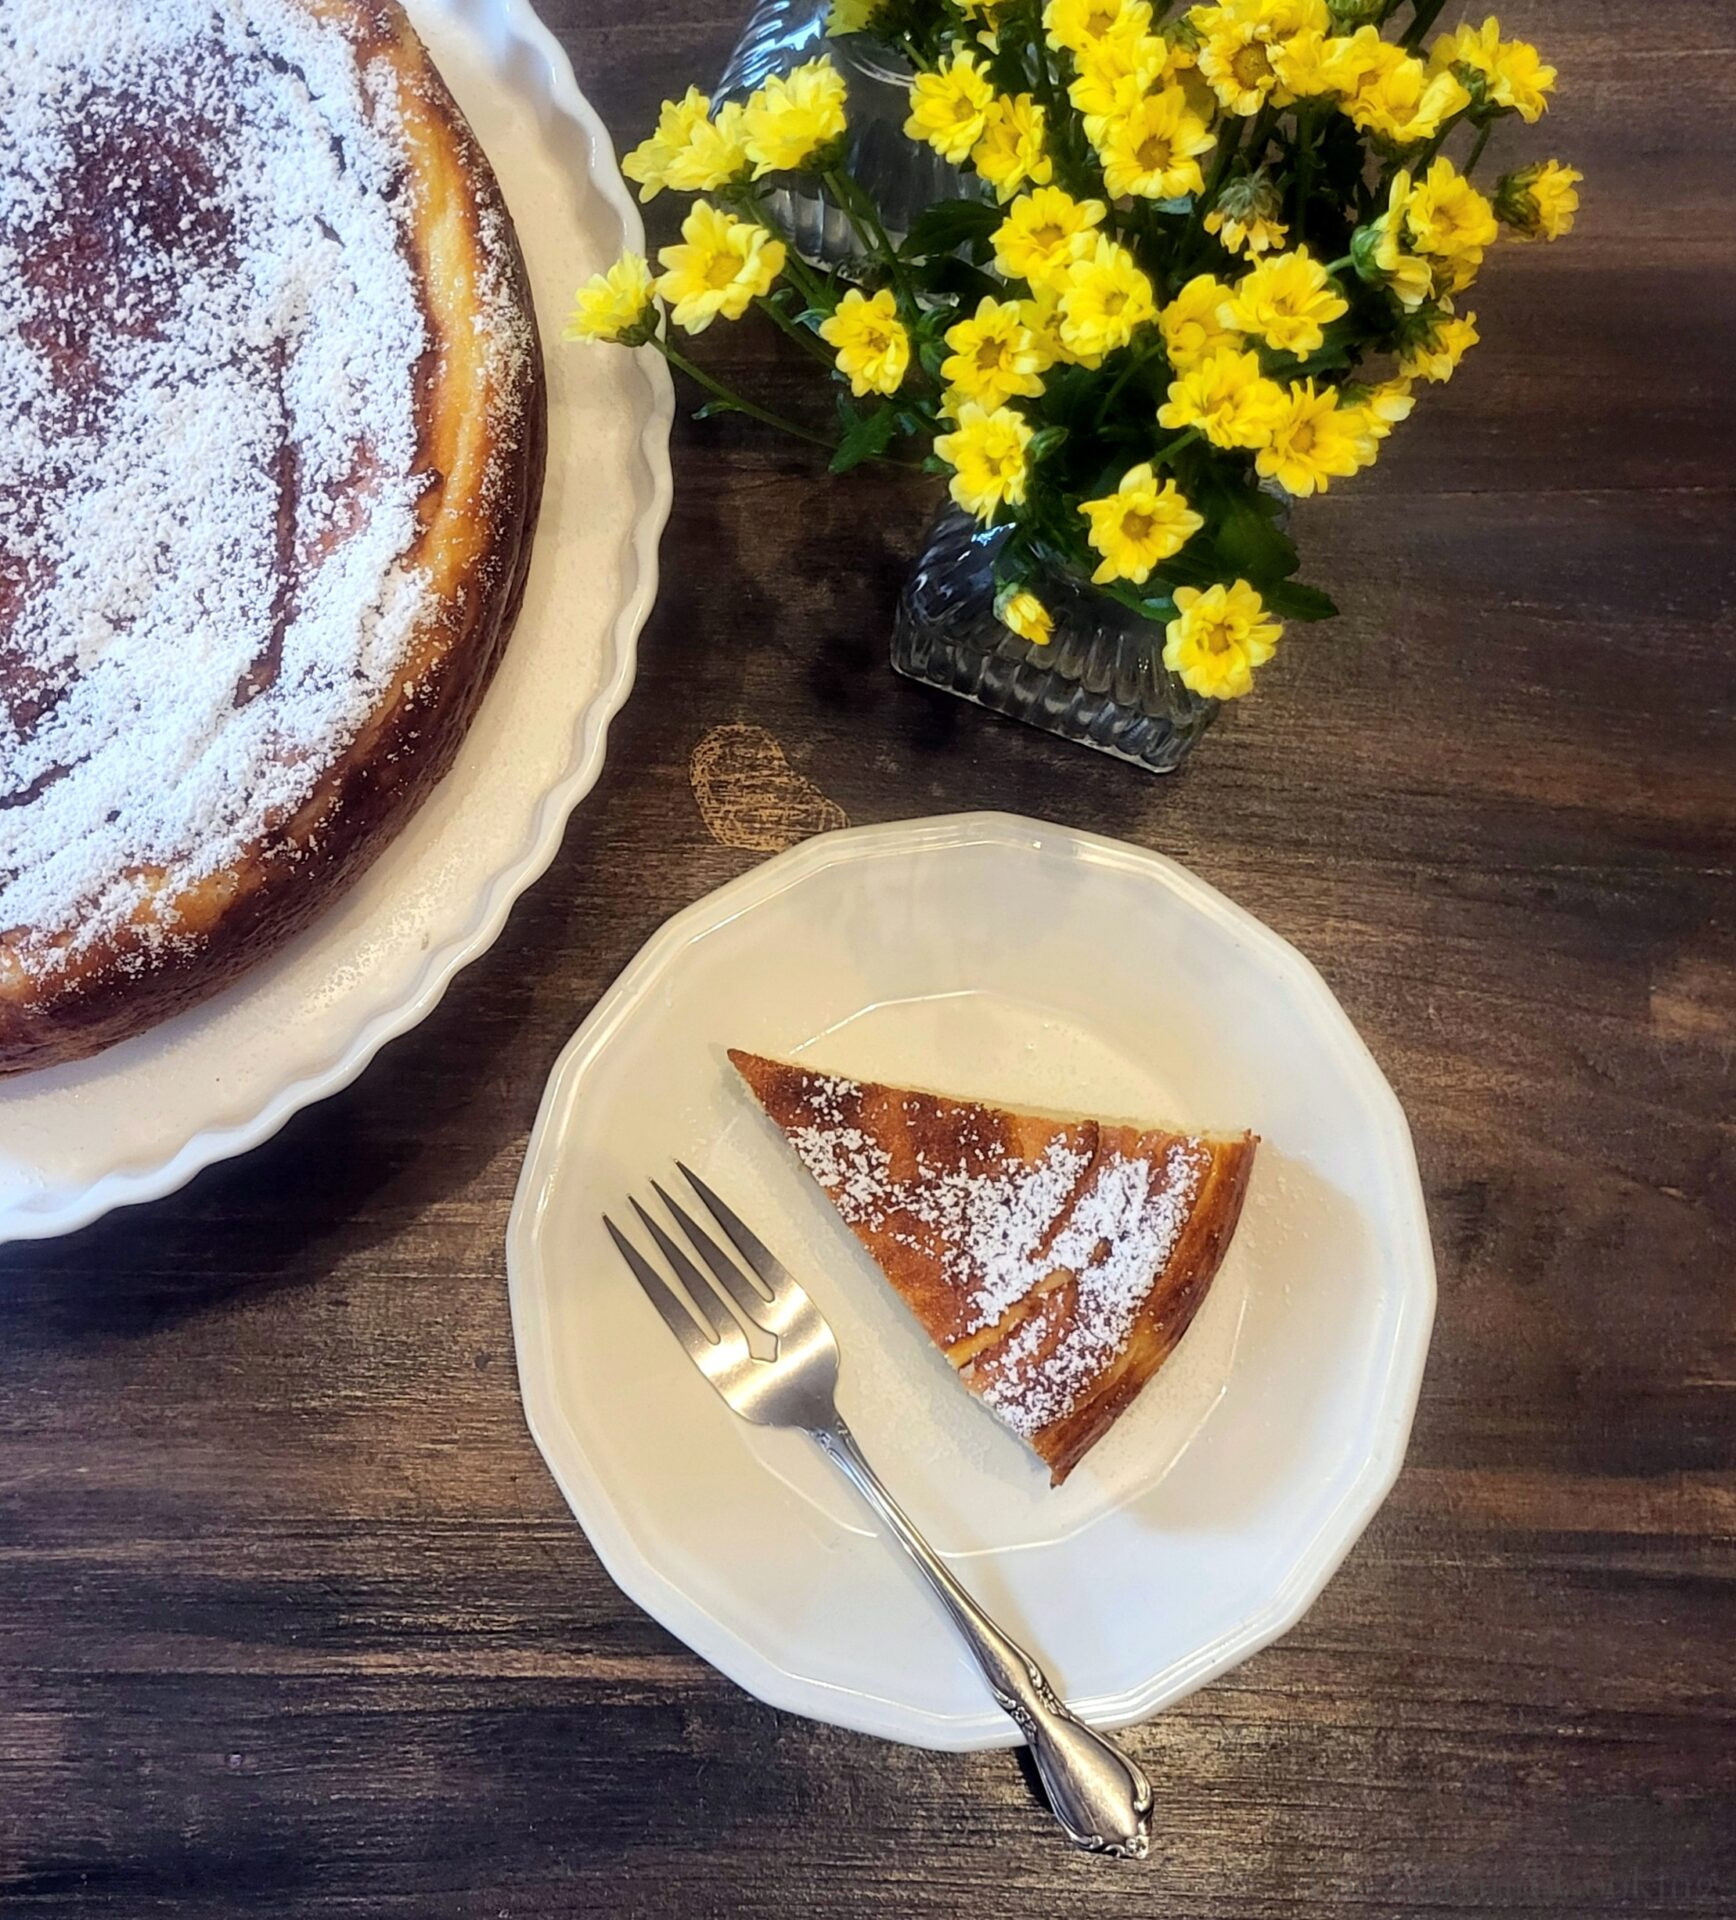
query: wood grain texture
[{"left": 2, "top": 1, "right": 1732, "bottom": 1914}]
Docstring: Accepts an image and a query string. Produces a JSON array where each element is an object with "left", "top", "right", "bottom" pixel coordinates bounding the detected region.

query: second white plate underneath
[{"left": 507, "top": 813, "right": 1435, "bottom": 1750}]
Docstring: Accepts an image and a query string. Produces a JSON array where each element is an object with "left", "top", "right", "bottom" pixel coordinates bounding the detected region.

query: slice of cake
[{"left": 730, "top": 1050, "right": 1257, "bottom": 1484}]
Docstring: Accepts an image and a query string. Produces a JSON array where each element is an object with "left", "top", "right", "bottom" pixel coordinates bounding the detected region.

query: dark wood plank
[{"left": 1, "top": 0, "right": 1732, "bottom": 1915}]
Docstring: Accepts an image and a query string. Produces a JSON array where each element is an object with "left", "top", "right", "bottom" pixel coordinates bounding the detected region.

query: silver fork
[{"left": 604, "top": 1164, "right": 1154, "bottom": 1859}]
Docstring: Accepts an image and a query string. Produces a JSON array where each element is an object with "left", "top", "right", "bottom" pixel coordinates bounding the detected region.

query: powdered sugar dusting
[
  {"left": 0, "top": 0, "right": 436, "bottom": 966},
  {"left": 973, "top": 1140, "right": 1204, "bottom": 1438},
  {"left": 781, "top": 1066, "right": 1207, "bottom": 1440}
]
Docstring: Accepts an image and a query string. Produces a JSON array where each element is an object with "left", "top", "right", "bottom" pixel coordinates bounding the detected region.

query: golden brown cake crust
[
  {"left": 730, "top": 1049, "right": 1257, "bottom": 1484},
  {"left": 0, "top": 0, "right": 546, "bottom": 1073},
  {"left": 1028, "top": 1127, "right": 1254, "bottom": 1482}
]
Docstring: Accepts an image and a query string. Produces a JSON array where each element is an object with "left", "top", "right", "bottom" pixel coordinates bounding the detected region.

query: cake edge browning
[
  {"left": 0, "top": 0, "right": 547, "bottom": 1075},
  {"left": 1025, "top": 1130, "right": 1256, "bottom": 1484},
  {"left": 729, "top": 1048, "right": 1259, "bottom": 1486}
]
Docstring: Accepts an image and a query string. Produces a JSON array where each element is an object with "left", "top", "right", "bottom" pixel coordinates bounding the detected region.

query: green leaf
[
  {"left": 919, "top": 255, "right": 1003, "bottom": 306},
  {"left": 693, "top": 399, "right": 748, "bottom": 422},
  {"left": 1025, "top": 425, "right": 1069, "bottom": 464},
  {"left": 900, "top": 197, "right": 1002, "bottom": 262},
  {"left": 1207, "top": 484, "right": 1300, "bottom": 585},
  {"left": 829, "top": 404, "right": 901, "bottom": 475},
  {"left": 1271, "top": 336, "right": 1357, "bottom": 380},
  {"left": 917, "top": 337, "right": 949, "bottom": 381},
  {"left": 1263, "top": 579, "right": 1340, "bottom": 621}
]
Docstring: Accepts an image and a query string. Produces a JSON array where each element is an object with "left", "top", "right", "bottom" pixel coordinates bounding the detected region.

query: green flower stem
[
  {"left": 654, "top": 335, "right": 838, "bottom": 450},
  {"left": 1180, "top": 116, "right": 1245, "bottom": 265},
  {"left": 1406, "top": 112, "right": 1469, "bottom": 175},
  {"left": 1402, "top": 0, "right": 1452, "bottom": 50},
  {"left": 1027, "top": 25, "right": 1097, "bottom": 202},
  {"left": 1096, "top": 336, "right": 1164, "bottom": 423},
  {"left": 825, "top": 167, "right": 921, "bottom": 317},
  {"left": 779, "top": 247, "right": 834, "bottom": 310},
  {"left": 754, "top": 294, "right": 836, "bottom": 367},
  {"left": 1324, "top": 252, "right": 1355, "bottom": 275},
  {"left": 1463, "top": 119, "right": 1494, "bottom": 175},
  {"left": 1293, "top": 104, "right": 1321, "bottom": 247},
  {"left": 1152, "top": 427, "right": 1201, "bottom": 466},
  {"left": 1245, "top": 103, "right": 1279, "bottom": 164},
  {"left": 894, "top": 29, "right": 935, "bottom": 73}
]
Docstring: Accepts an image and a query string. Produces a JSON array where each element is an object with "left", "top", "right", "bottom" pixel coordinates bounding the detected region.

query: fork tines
[{"left": 604, "top": 1166, "right": 788, "bottom": 1360}]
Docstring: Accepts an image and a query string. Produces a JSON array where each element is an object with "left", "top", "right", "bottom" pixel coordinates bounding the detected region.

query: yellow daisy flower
[
  {"left": 1055, "top": 236, "right": 1160, "bottom": 367},
  {"left": 1206, "top": 206, "right": 1287, "bottom": 257},
  {"left": 1195, "top": 18, "right": 1285, "bottom": 116},
  {"left": 1044, "top": 0, "right": 1154, "bottom": 57},
  {"left": 905, "top": 50, "right": 996, "bottom": 163},
  {"left": 818, "top": 288, "right": 911, "bottom": 397},
  {"left": 1079, "top": 464, "right": 1205, "bottom": 585},
  {"left": 1346, "top": 44, "right": 1470, "bottom": 147},
  {"left": 1484, "top": 36, "right": 1555, "bottom": 122},
  {"left": 1223, "top": 0, "right": 1328, "bottom": 27},
  {"left": 1353, "top": 169, "right": 1433, "bottom": 310},
  {"left": 1430, "top": 17, "right": 1555, "bottom": 123},
  {"left": 1494, "top": 160, "right": 1582, "bottom": 241},
  {"left": 1175, "top": 60, "right": 1224, "bottom": 125},
  {"left": 1342, "top": 375, "right": 1415, "bottom": 467},
  {"left": 1069, "top": 27, "right": 1173, "bottom": 122},
  {"left": 991, "top": 186, "right": 1107, "bottom": 286},
  {"left": 741, "top": 58, "right": 848, "bottom": 177},
  {"left": 1397, "top": 305, "right": 1479, "bottom": 382},
  {"left": 1018, "top": 287, "right": 1069, "bottom": 366},
  {"left": 1362, "top": 375, "right": 1416, "bottom": 431},
  {"left": 622, "top": 88, "right": 714, "bottom": 201},
  {"left": 1158, "top": 273, "right": 1242, "bottom": 369},
  {"left": 940, "top": 296, "right": 1055, "bottom": 411},
  {"left": 1093, "top": 85, "right": 1216, "bottom": 201},
  {"left": 1307, "top": 23, "right": 1386, "bottom": 99},
  {"left": 1157, "top": 346, "right": 1286, "bottom": 449},
  {"left": 663, "top": 100, "right": 752, "bottom": 193},
  {"left": 1223, "top": 248, "right": 1348, "bottom": 356},
  {"left": 1254, "top": 378, "right": 1367, "bottom": 495},
  {"left": 565, "top": 252, "right": 658, "bottom": 344},
  {"left": 1203, "top": 169, "right": 1288, "bottom": 256},
  {"left": 655, "top": 202, "right": 786, "bottom": 333},
  {"left": 1271, "top": 25, "right": 1340, "bottom": 99},
  {"left": 1188, "top": 0, "right": 1326, "bottom": 114},
  {"left": 1405, "top": 156, "right": 1497, "bottom": 279},
  {"left": 973, "top": 93, "right": 1054, "bottom": 202},
  {"left": 934, "top": 401, "right": 1035, "bottom": 521},
  {"left": 1163, "top": 580, "right": 1281, "bottom": 699},
  {"left": 997, "top": 586, "right": 1055, "bottom": 645}
]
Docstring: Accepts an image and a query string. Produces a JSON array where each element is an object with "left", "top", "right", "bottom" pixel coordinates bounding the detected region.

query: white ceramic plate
[
  {"left": 508, "top": 812, "right": 1436, "bottom": 1750},
  {"left": 0, "top": 0, "right": 672, "bottom": 1243}
]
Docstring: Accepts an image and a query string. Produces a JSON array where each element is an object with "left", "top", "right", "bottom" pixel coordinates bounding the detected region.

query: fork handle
[{"left": 812, "top": 1420, "right": 1153, "bottom": 1859}]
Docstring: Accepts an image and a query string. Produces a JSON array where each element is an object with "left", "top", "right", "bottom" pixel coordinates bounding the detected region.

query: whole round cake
[{"left": 0, "top": 0, "right": 546, "bottom": 1074}]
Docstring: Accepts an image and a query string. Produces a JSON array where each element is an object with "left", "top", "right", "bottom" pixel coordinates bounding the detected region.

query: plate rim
[
  {"left": 506, "top": 810, "right": 1438, "bottom": 1750},
  {"left": 1, "top": 0, "right": 674, "bottom": 1244}
]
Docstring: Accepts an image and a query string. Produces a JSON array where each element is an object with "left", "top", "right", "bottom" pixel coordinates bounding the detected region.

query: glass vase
[
  {"left": 715, "top": 0, "right": 978, "bottom": 268},
  {"left": 891, "top": 508, "right": 1221, "bottom": 773}
]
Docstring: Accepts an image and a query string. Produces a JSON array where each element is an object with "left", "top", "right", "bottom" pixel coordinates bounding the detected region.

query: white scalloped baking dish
[{"left": 0, "top": 0, "right": 672, "bottom": 1242}]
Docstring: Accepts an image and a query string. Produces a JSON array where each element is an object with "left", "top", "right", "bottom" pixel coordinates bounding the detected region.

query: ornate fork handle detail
[{"left": 812, "top": 1420, "right": 1154, "bottom": 1859}]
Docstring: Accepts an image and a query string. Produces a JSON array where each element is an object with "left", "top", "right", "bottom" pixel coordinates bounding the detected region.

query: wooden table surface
[{"left": 4, "top": 2, "right": 1733, "bottom": 1914}]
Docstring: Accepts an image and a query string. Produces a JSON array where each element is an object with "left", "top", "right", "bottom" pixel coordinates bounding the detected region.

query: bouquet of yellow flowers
[{"left": 571, "top": 0, "right": 1578, "bottom": 708}]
